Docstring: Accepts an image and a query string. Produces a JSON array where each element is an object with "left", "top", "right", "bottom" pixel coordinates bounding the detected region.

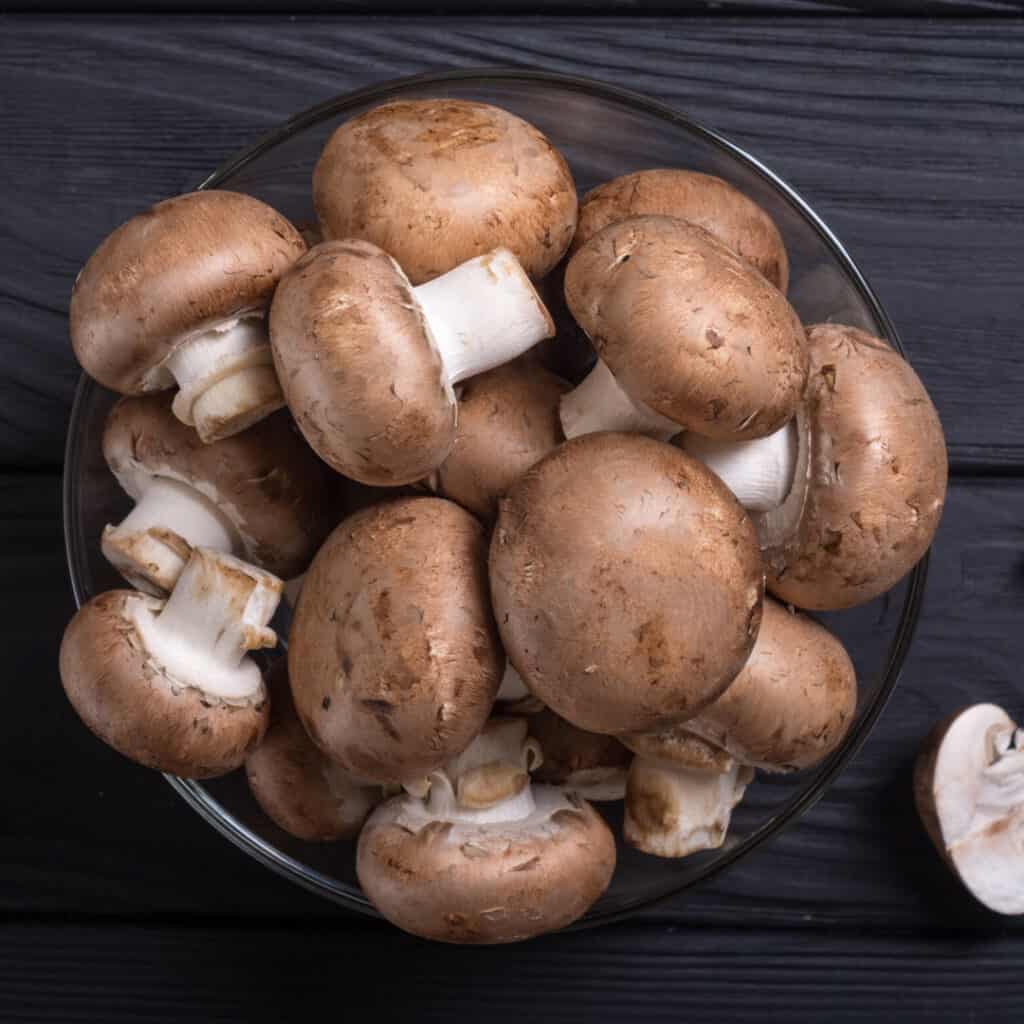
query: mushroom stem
[
  {"left": 623, "top": 757, "right": 753, "bottom": 859},
  {"left": 559, "top": 360, "right": 679, "bottom": 442},
  {"left": 413, "top": 248, "right": 554, "bottom": 386},
  {"left": 680, "top": 420, "right": 798, "bottom": 513},
  {"left": 423, "top": 772, "right": 538, "bottom": 825},
  {"left": 130, "top": 548, "right": 282, "bottom": 702},
  {"left": 102, "top": 476, "right": 239, "bottom": 595},
  {"left": 165, "top": 316, "right": 284, "bottom": 442}
]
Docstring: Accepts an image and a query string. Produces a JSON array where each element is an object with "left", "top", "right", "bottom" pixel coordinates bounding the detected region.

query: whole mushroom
[
  {"left": 101, "top": 394, "right": 334, "bottom": 595},
  {"left": 289, "top": 497, "right": 504, "bottom": 784},
  {"left": 246, "top": 661, "right": 381, "bottom": 842},
  {"left": 431, "top": 358, "right": 569, "bottom": 523},
  {"left": 313, "top": 99, "right": 578, "bottom": 284},
  {"left": 70, "top": 191, "right": 307, "bottom": 442},
  {"left": 59, "top": 548, "right": 280, "bottom": 777},
  {"left": 357, "top": 717, "right": 616, "bottom": 943},
  {"left": 490, "top": 432, "right": 764, "bottom": 735},
  {"left": 560, "top": 216, "right": 807, "bottom": 442},
  {"left": 915, "top": 704, "right": 1024, "bottom": 915},
  {"left": 270, "top": 240, "right": 554, "bottom": 485}
]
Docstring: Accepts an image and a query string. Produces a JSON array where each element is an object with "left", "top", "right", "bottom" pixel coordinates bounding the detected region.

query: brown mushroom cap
[
  {"left": 269, "top": 240, "right": 456, "bottom": 486},
  {"left": 621, "top": 724, "right": 735, "bottom": 773},
  {"left": 565, "top": 216, "right": 807, "bottom": 442},
  {"left": 103, "top": 393, "right": 334, "bottom": 581},
  {"left": 70, "top": 190, "right": 307, "bottom": 394},
  {"left": 573, "top": 169, "right": 790, "bottom": 292},
  {"left": 59, "top": 590, "right": 268, "bottom": 778},
  {"left": 490, "top": 432, "right": 764, "bottom": 735},
  {"left": 766, "top": 324, "right": 948, "bottom": 610},
  {"left": 528, "top": 707, "right": 632, "bottom": 792},
  {"left": 245, "top": 661, "right": 379, "bottom": 841},
  {"left": 313, "top": 99, "right": 578, "bottom": 285},
  {"left": 434, "top": 359, "right": 569, "bottom": 523},
  {"left": 357, "top": 787, "right": 615, "bottom": 943},
  {"left": 683, "top": 598, "right": 857, "bottom": 771},
  {"left": 289, "top": 497, "right": 504, "bottom": 784}
]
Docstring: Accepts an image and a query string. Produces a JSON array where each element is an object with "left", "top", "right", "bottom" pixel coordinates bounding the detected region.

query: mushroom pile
[{"left": 60, "top": 99, "right": 950, "bottom": 943}]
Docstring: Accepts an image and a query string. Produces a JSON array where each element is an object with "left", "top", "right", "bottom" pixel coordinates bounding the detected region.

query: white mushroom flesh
[
  {"left": 131, "top": 547, "right": 281, "bottom": 703},
  {"left": 559, "top": 359, "right": 679, "bottom": 442},
  {"left": 413, "top": 248, "right": 552, "bottom": 386},
  {"left": 624, "top": 757, "right": 753, "bottom": 859},
  {"left": 102, "top": 476, "right": 239, "bottom": 595}
]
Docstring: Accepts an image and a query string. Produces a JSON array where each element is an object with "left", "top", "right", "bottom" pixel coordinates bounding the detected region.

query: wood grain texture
[{"left": 1, "top": 17, "right": 1024, "bottom": 468}]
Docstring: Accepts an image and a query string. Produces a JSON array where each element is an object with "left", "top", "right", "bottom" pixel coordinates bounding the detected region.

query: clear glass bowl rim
[{"left": 63, "top": 67, "right": 927, "bottom": 929}]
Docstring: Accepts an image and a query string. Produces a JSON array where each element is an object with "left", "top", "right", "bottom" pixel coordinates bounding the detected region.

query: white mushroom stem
[
  {"left": 413, "top": 248, "right": 553, "bottom": 386},
  {"left": 102, "top": 476, "right": 239, "bottom": 596},
  {"left": 681, "top": 420, "right": 798, "bottom": 513},
  {"left": 624, "top": 757, "right": 753, "bottom": 859},
  {"left": 130, "top": 548, "right": 282, "bottom": 703},
  {"left": 560, "top": 360, "right": 679, "bottom": 442},
  {"left": 165, "top": 315, "right": 284, "bottom": 443}
]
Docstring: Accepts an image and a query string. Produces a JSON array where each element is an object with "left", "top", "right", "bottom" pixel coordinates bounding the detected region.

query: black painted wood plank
[
  {"left": 6, "top": 470, "right": 1022, "bottom": 930},
  {"left": 1, "top": 17, "right": 1023, "bottom": 469}
]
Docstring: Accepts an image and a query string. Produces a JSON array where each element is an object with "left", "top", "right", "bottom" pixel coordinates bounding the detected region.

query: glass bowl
[{"left": 64, "top": 69, "right": 926, "bottom": 928}]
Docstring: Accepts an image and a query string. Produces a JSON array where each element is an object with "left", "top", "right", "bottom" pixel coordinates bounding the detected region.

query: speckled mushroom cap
[
  {"left": 103, "top": 393, "right": 334, "bottom": 580},
  {"left": 357, "top": 787, "right": 615, "bottom": 943},
  {"left": 621, "top": 724, "right": 735, "bottom": 773},
  {"left": 245, "top": 660, "right": 380, "bottom": 841},
  {"left": 313, "top": 99, "right": 578, "bottom": 285},
  {"left": 70, "top": 190, "right": 306, "bottom": 394},
  {"left": 490, "top": 432, "right": 765, "bottom": 735},
  {"left": 573, "top": 169, "right": 790, "bottom": 292},
  {"left": 565, "top": 216, "right": 808, "bottom": 442},
  {"left": 766, "top": 324, "right": 947, "bottom": 610},
  {"left": 269, "top": 240, "right": 456, "bottom": 486},
  {"left": 59, "top": 590, "right": 269, "bottom": 778},
  {"left": 289, "top": 497, "right": 504, "bottom": 784},
  {"left": 683, "top": 598, "right": 857, "bottom": 771},
  {"left": 434, "top": 358, "right": 569, "bottom": 523}
]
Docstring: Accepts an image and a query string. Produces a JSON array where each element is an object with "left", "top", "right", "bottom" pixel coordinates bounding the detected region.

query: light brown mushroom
[
  {"left": 357, "top": 717, "right": 615, "bottom": 943},
  {"left": 70, "top": 190, "right": 307, "bottom": 442},
  {"left": 269, "top": 240, "right": 553, "bottom": 486},
  {"left": 572, "top": 168, "right": 789, "bottom": 291},
  {"left": 313, "top": 99, "right": 577, "bottom": 284},
  {"left": 59, "top": 548, "right": 280, "bottom": 778},
  {"left": 101, "top": 394, "right": 334, "bottom": 596},
  {"left": 622, "top": 726, "right": 753, "bottom": 858},
  {"left": 560, "top": 216, "right": 807, "bottom": 442},
  {"left": 915, "top": 704, "right": 1024, "bottom": 915},
  {"left": 528, "top": 707, "right": 632, "bottom": 801},
  {"left": 682, "top": 597, "right": 857, "bottom": 772},
  {"left": 245, "top": 660, "right": 381, "bottom": 841},
  {"left": 431, "top": 358, "right": 569, "bottom": 523},
  {"left": 289, "top": 497, "right": 503, "bottom": 784},
  {"left": 490, "top": 432, "right": 764, "bottom": 735}
]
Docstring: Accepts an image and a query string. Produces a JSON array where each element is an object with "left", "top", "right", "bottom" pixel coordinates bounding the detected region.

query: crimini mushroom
[
  {"left": 289, "top": 497, "right": 504, "bottom": 784},
  {"left": 245, "top": 661, "right": 381, "bottom": 842},
  {"left": 59, "top": 548, "right": 280, "bottom": 778},
  {"left": 560, "top": 216, "right": 807, "bottom": 442},
  {"left": 742, "top": 323, "right": 946, "bottom": 610},
  {"left": 357, "top": 717, "right": 616, "bottom": 943},
  {"left": 915, "top": 704, "right": 1024, "bottom": 915},
  {"left": 683, "top": 597, "right": 857, "bottom": 772},
  {"left": 431, "top": 358, "right": 569, "bottom": 523},
  {"left": 572, "top": 168, "right": 790, "bottom": 291},
  {"left": 528, "top": 708, "right": 632, "bottom": 801},
  {"left": 70, "top": 191, "right": 307, "bottom": 442},
  {"left": 490, "top": 432, "right": 764, "bottom": 735},
  {"left": 621, "top": 726, "right": 753, "bottom": 858},
  {"left": 313, "top": 99, "right": 578, "bottom": 284},
  {"left": 101, "top": 394, "right": 334, "bottom": 595},
  {"left": 269, "top": 240, "right": 554, "bottom": 486}
]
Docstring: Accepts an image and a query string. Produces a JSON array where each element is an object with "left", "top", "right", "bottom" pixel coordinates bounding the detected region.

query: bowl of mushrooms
[{"left": 60, "top": 69, "right": 948, "bottom": 943}]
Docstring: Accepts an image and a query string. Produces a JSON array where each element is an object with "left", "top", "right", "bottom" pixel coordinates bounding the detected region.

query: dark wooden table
[{"left": 4, "top": 7, "right": 1024, "bottom": 1020}]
